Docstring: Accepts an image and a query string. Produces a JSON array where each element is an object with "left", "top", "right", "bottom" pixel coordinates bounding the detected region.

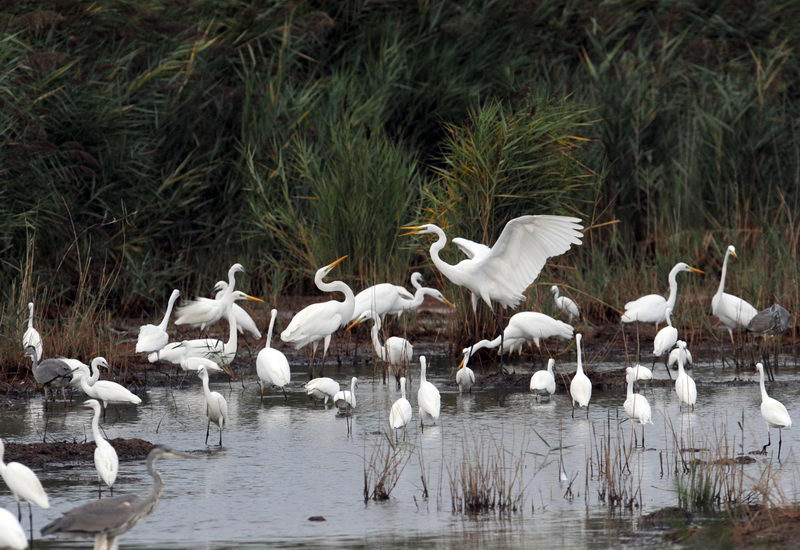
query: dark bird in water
[
  {"left": 748, "top": 304, "right": 791, "bottom": 336},
  {"left": 24, "top": 346, "right": 75, "bottom": 402}
]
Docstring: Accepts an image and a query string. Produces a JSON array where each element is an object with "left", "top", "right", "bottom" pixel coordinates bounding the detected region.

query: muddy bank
[{"left": 4, "top": 438, "right": 155, "bottom": 468}]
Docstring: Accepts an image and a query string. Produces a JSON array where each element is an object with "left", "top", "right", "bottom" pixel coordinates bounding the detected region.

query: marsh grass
[{"left": 362, "top": 432, "right": 412, "bottom": 503}]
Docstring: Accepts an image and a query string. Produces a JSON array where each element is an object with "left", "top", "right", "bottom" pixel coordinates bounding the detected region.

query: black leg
[
  {"left": 219, "top": 427, "right": 223, "bottom": 446},
  {"left": 16, "top": 501, "right": 21, "bottom": 521},
  {"left": 586, "top": 404, "right": 589, "bottom": 419},
  {"left": 664, "top": 356, "right": 672, "bottom": 380},
  {"left": 205, "top": 420, "right": 210, "bottom": 445},
  {"left": 98, "top": 479, "right": 101, "bottom": 499},
  {"left": 283, "top": 387, "right": 288, "bottom": 401},
  {"left": 762, "top": 430, "right": 771, "bottom": 453},
  {"left": 778, "top": 429, "right": 783, "bottom": 461},
  {"left": 28, "top": 502, "right": 33, "bottom": 546}
]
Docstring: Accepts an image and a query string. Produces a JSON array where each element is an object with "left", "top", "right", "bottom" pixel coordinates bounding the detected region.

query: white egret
[
  {"left": 211, "top": 281, "right": 262, "bottom": 339},
  {"left": 625, "top": 365, "right": 653, "bottom": 384},
  {"left": 350, "top": 272, "right": 419, "bottom": 322},
  {"left": 175, "top": 263, "right": 244, "bottom": 328},
  {"left": 304, "top": 377, "right": 340, "bottom": 406},
  {"left": 333, "top": 377, "right": 358, "bottom": 435},
  {"left": 347, "top": 310, "right": 412, "bottom": 387},
  {"left": 83, "top": 399, "right": 118, "bottom": 497},
  {"left": 401, "top": 215, "right": 583, "bottom": 312},
  {"left": 389, "top": 377, "right": 413, "bottom": 431},
  {"left": 668, "top": 345, "right": 692, "bottom": 370},
  {"left": 569, "top": 334, "right": 591, "bottom": 418},
  {"left": 756, "top": 363, "right": 792, "bottom": 460},
  {"left": 652, "top": 307, "right": 678, "bottom": 378},
  {"left": 455, "top": 350, "right": 476, "bottom": 393},
  {"left": 256, "top": 309, "right": 291, "bottom": 400},
  {"left": 75, "top": 359, "right": 142, "bottom": 415},
  {"left": 621, "top": 263, "right": 704, "bottom": 324},
  {"left": 22, "top": 302, "right": 42, "bottom": 362},
  {"left": 551, "top": 286, "right": 579, "bottom": 321},
  {"left": 197, "top": 366, "right": 227, "bottom": 446},
  {"left": 135, "top": 289, "right": 180, "bottom": 353},
  {"left": 179, "top": 356, "right": 224, "bottom": 374},
  {"left": 417, "top": 356, "right": 441, "bottom": 430},
  {"left": 0, "top": 438, "right": 49, "bottom": 538},
  {"left": 281, "top": 256, "right": 355, "bottom": 375},
  {"left": 530, "top": 358, "right": 556, "bottom": 399},
  {"left": 624, "top": 370, "right": 653, "bottom": 446},
  {"left": 463, "top": 311, "right": 574, "bottom": 358},
  {"left": 712, "top": 245, "right": 757, "bottom": 342},
  {"left": 0, "top": 507, "right": 27, "bottom": 550},
  {"left": 674, "top": 341, "right": 697, "bottom": 409}
]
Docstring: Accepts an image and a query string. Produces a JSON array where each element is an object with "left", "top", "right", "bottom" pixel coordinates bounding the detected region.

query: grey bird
[
  {"left": 748, "top": 304, "right": 792, "bottom": 336},
  {"left": 41, "top": 446, "right": 188, "bottom": 549},
  {"left": 24, "top": 346, "right": 75, "bottom": 403}
]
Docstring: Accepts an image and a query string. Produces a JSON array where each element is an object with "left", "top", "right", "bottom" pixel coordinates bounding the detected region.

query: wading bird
[
  {"left": 174, "top": 263, "right": 246, "bottom": 329},
  {"left": 211, "top": 281, "right": 262, "bottom": 339},
  {"left": 530, "top": 358, "right": 556, "bottom": 400},
  {"left": 197, "top": 367, "right": 227, "bottom": 446},
  {"left": 22, "top": 302, "right": 42, "bottom": 362},
  {"left": 75, "top": 359, "right": 142, "bottom": 416},
  {"left": 674, "top": 341, "right": 696, "bottom": 410},
  {"left": 626, "top": 365, "right": 653, "bottom": 385},
  {"left": 347, "top": 310, "right": 412, "bottom": 387},
  {"left": 136, "top": 289, "right": 180, "bottom": 354},
  {"left": 463, "top": 312, "right": 574, "bottom": 358},
  {"left": 668, "top": 345, "right": 692, "bottom": 371},
  {"left": 350, "top": 272, "right": 422, "bottom": 322},
  {"left": 389, "top": 377, "right": 412, "bottom": 432},
  {"left": 551, "top": 286, "right": 579, "bottom": 322},
  {"left": 711, "top": 245, "right": 757, "bottom": 342},
  {"left": 83, "top": 399, "right": 118, "bottom": 498},
  {"left": 304, "top": 377, "right": 340, "bottom": 407},
  {"left": 0, "top": 438, "right": 49, "bottom": 542},
  {"left": 333, "top": 377, "right": 358, "bottom": 435},
  {"left": 23, "top": 346, "right": 74, "bottom": 404},
  {"left": 0, "top": 507, "right": 26, "bottom": 550},
  {"left": 256, "top": 309, "right": 290, "bottom": 400},
  {"left": 455, "top": 349, "right": 476, "bottom": 394},
  {"left": 756, "top": 362, "right": 792, "bottom": 460},
  {"left": 417, "top": 356, "right": 441, "bottom": 430},
  {"left": 748, "top": 304, "right": 791, "bottom": 337},
  {"left": 41, "top": 446, "right": 188, "bottom": 550},
  {"left": 401, "top": 215, "right": 583, "bottom": 313},
  {"left": 652, "top": 307, "right": 678, "bottom": 378},
  {"left": 569, "top": 334, "right": 591, "bottom": 418},
  {"left": 621, "top": 263, "right": 704, "bottom": 324},
  {"left": 624, "top": 369, "right": 653, "bottom": 446}
]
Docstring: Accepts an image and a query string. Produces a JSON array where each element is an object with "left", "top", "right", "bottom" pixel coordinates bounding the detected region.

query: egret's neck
[
  {"left": 227, "top": 266, "right": 240, "bottom": 292},
  {"left": 370, "top": 323, "right": 386, "bottom": 361},
  {"left": 410, "top": 273, "right": 423, "bottom": 291},
  {"left": 91, "top": 407, "right": 104, "bottom": 443},
  {"left": 576, "top": 342, "right": 584, "bottom": 375},
  {"left": 89, "top": 362, "right": 102, "bottom": 385},
  {"left": 547, "top": 362, "right": 554, "bottom": 375},
  {"left": 27, "top": 305, "right": 34, "bottom": 329},
  {"left": 403, "top": 287, "right": 434, "bottom": 310},
  {"left": 758, "top": 368, "right": 769, "bottom": 402},
  {"left": 420, "top": 363, "right": 427, "bottom": 383},
  {"left": 201, "top": 375, "right": 212, "bottom": 400},
  {"left": 400, "top": 379, "right": 407, "bottom": 399},
  {"left": 147, "top": 456, "right": 165, "bottom": 502},
  {"left": 626, "top": 376, "right": 634, "bottom": 398},
  {"left": 665, "top": 265, "right": 681, "bottom": 309},
  {"left": 350, "top": 379, "right": 357, "bottom": 408},
  {"left": 428, "top": 227, "right": 458, "bottom": 284},
  {"left": 716, "top": 250, "right": 731, "bottom": 298},
  {"left": 224, "top": 308, "right": 238, "bottom": 355},
  {"left": 316, "top": 277, "right": 355, "bottom": 323},
  {"left": 0, "top": 441, "right": 5, "bottom": 469},
  {"left": 552, "top": 288, "right": 560, "bottom": 299},
  {"left": 266, "top": 311, "right": 277, "bottom": 348},
  {"left": 666, "top": 311, "right": 673, "bottom": 328},
  {"left": 160, "top": 291, "right": 180, "bottom": 331},
  {"left": 677, "top": 356, "right": 686, "bottom": 377}
]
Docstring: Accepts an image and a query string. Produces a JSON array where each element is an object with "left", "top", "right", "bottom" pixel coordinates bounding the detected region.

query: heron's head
[
  {"left": 550, "top": 285, "right": 559, "bottom": 294},
  {"left": 399, "top": 224, "right": 438, "bottom": 237},
  {"left": 197, "top": 366, "right": 209, "bottom": 379},
  {"left": 727, "top": 245, "right": 737, "bottom": 258},
  {"left": 229, "top": 263, "right": 246, "bottom": 276},
  {"left": 82, "top": 399, "right": 101, "bottom": 411},
  {"left": 346, "top": 310, "right": 373, "bottom": 331},
  {"left": 214, "top": 281, "right": 227, "bottom": 292},
  {"left": 431, "top": 291, "right": 456, "bottom": 309},
  {"left": 94, "top": 357, "right": 110, "bottom": 370},
  {"left": 28, "top": 302, "right": 34, "bottom": 313},
  {"left": 676, "top": 340, "right": 686, "bottom": 350},
  {"left": 676, "top": 262, "right": 704, "bottom": 275},
  {"left": 576, "top": 333, "right": 582, "bottom": 344},
  {"left": 149, "top": 445, "right": 191, "bottom": 461},
  {"left": 320, "top": 255, "right": 348, "bottom": 275},
  {"left": 755, "top": 362, "right": 764, "bottom": 374},
  {"left": 351, "top": 377, "right": 359, "bottom": 389},
  {"left": 232, "top": 291, "right": 264, "bottom": 303}
]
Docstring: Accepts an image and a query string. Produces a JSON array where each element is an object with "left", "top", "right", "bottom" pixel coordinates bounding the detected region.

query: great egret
[
  {"left": 41, "top": 446, "right": 188, "bottom": 550},
  {"left": 624, "top": 370, "right": 653, "bottom": 446},
  {"left": 652, "top": 307, "right": 678, "bottom": 378},
  {"left": 174, "top": 263, "right": 245, "bottom": 329},
  {"left": 551, "top": 286, "right": 579, "bottom": 321},
  {"left": 417, "top": 356, "right": 441, "bottom": 430},
  {"left": 463, "top": 311, "right": 574, "bottom": 358},
  {"left": 75, "top": 359, "right": 142, "bottom": 413},
  {"left": 351, "top": 272, "right": 418, "bottom": 322},
  {"left": 389, "top": 377, "right": 413, "bottom": 431},
  {"left": 530, "top": 358, "right": 556, "bottom": 399},
  {"left": 756, "top": 362, "right": 792, "bottom": 460},
  {"left": 0, "top": 507, "right": 26, "bottom": 550},
  {"left": 23, "top": 346, "right": 74, "bottom": 404},
  {"left": 621, "top": 263, "right": 704, "bottom": 324},
  {"left": 455, "top": 351, "right": 476, "bottom": 393},
  {"left": 333, "top": 377, "right": 358, "bottom": 411},
  {"left": 347, "top": 310, "right": 412, "bottom": 387},
  {"left": 83, "top": 399, "right": 118, "bottom": 498},
  {"left": 135, "top": 289, "right": 180, "bottom": 353},
  {"left": 569, "top": 334, "right": 591, "bottom": 418},
  {"left": 197, "top": 367, "right": 227, "bottom": 446},
  {"left": 210, "top": 281, "right": 262, "bottom": 339},
  {"left": 401, "top": 215, "right": 583, "bottom": 312},
  {"left": 674, "top": 341, "right": 697, "bottom": 409},
  {"left": 712, "top": 245, "right": 757, "bottom": 342},
  {"left": 0, "top": 438, "right": 49, "bottom": 539},
  {"left": 281, "top": 256, "right": 354, "bottom": 375},
  {"left": 22, "top": 302, "right": 42, "bottom": 362},
  {"left": 668, "top": 345, "right": 692, "bottom": 370},
  {"left": 625, "top": 365, "right": 653, "bottom": 384},
  {"left": 304, "top": 377, "right": 340, "bottom": 406},
  {"left": 256, "top": 309, "right": 291, "bottom": 400}
]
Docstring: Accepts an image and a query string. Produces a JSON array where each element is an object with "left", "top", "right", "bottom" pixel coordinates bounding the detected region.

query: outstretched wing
[
  {"left": 452, "top": 237, "right": 491, "bottom": 260},
  {"left": 471, "top": 215, "right": 583, "bottom": 308}
]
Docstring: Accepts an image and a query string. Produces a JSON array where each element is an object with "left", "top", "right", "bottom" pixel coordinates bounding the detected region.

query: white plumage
[
  {"left": 256, "top": 309, "right": 291, "bottom": 398},
  {"left": 625, "top": 365, "right": 653, "bottom": 384},
  {"left": 136, "top": 289, "right": 180, "bottom": 353},
  {"left": 530, "top": 358, "right": 556, "bottom": 397},
  {"left": 389, "top": 377, "right": 413, "bottom": 429},
  {"left": 652, "top": 307, "right": 678, "bottom": 357},
  {"left": 84, "top": 399, "right": 118, "bottom": 493},
  {"left": 674, "top": 341, "right": 697, "bottom": 408},
  {"left": 756, "top": 363, "right": 791, "bottom": 429},
  {"left": 304, "top": 377, "right": 340, "bottom": 406},
  {"left": 668, "top": 345, "right": 692, "bottom": 370},
  {"left": 417, "top": 356, "right": 441, "bottom": 427},
  {"left": 551, "top": 286, "right": 580, "bottom": 321},
  {"left": 455, "top": 352, "right": 476, "bottom": 393},
  {"left": 76, "top": 358, "right": 142, "bottom": 408},
  {"left": 175, "top": 263, "right": 247, "bottom": 329},
  {"left": 22, "top": 302, "right": 43, "bottom": 362},
  {"left": 624, "top": 373, "right": 652, "bottom": 425},
  {"left": 0, "top": 507, "right": 27, "bottom": 550},
  {"left": 0, "top": 438, "right": 50, "bottom": 514},
  {"left": 464, "top": 311, "right": 574, "bottom": 357},
  {"left": 198, "top": 367, "right": 228, "bottom": 445},
  {"left": 348, "top": 310, "right": 413, "bottom": 386},
  {"left": 621, "top": 262, "right": 704, "bottom": 324},
  {"left": 212, "top": 281, "right": 263, "bottom": 339},
  {"left": 569, "top": 334, "right": 592, "bottom": 413},
  {"left": 333, "top": 377, "right": 358, "bottom": 412},
  {"left": 712, "top": 245, "right": 758, "bottom": 342}
]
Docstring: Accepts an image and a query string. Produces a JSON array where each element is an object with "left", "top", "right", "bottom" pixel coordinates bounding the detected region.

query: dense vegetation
[{"left": 2, "top": 0, "right": 799, "bottom": 353}]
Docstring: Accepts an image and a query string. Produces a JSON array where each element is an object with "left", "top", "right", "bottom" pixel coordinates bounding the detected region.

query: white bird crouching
[{"left": 530, "top": 358, "right": 556, "bottom": 399}]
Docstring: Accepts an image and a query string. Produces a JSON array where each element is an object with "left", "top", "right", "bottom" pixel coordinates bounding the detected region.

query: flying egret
[
  {"left": 755, "top": 362, "right": 792, "bottom": 460},
  {"left": 347, "top": 310, "right": 412, "bottom": 387},
  {"left": 23, "top": 346, "right": 74, "bottom": 405},
  {"left": 41, "top": 446, "right": 188, "bottom": 550},
  {"left": 304, "top": 377, "right": 340, "bottom": 407},
  {"left": 74, "top": 359, "right": 142, "bottom": 415},
  {"left": 624, "top": 369, "right": 653, "bottom": 446},
  {"left": 135, "top": 289, "right": 180, "bottom": 353},
  {"left": 389, "top": 377, "right": 413, "bottom": 433},
  {"left": 551, "top": 286, "right": 579, "bottom": 322},
  {"left": 652, "top": 307, "right": 678, "bottom": 378},
  {"left": 256, "top": 309, "right": 291, "bottom": 400},
  {"left": 712, "top": 245, "right": 758, "bottom": 343},
  {"left": 463, "top": 311, "right": 574, "bottom": 358},
  {"left": 209, "top": 281, "right": 263, "bottom": 339},
  {"left": 83, "top": 399, "right": 118, "bottom": 498},
  {"left": 0, "top": 438, "right": 49, "bottom": 541},
  {"left": 174, "top": 263, "right": 246, "bottom": 329},
  {"left": 417, "top": 356, "right": 441, "bottom": 430},
  {"left": 401, "top": 215, "right": 583, "bottom": 312},
  {"left": 281, "top": 256, "right": 355, "bottom": 376},
  {"left": 621, "top": 263, "right": 704, "bottom": 324},
  {"left": 569, "top": 334, "right": 591, "bottom": 418},
  {"left": 22, "top": 302, "right": 42, "bottom": 362},
  {"left": 197, "top": 367, "right": 227, "bottom": 446},
  {"left": 0, "top": 507, "right": 26, "bottom": 550},
  {"left": 455, "top": 350, "right": 476, "bottom": 393},
  {"left": 668, "top": 345, "right": 692, "bottom": 370},
  {"left": 674, "top": 341, "right": 697, "bottom": 410},
  {"left": 530, "top": 358, "right": 556, "bottom": 400}
]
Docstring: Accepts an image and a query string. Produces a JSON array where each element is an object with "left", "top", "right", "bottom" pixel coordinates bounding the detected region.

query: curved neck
[
  {"left": 91, "top": 406, "right": 104, "bottom": 443},
  {"left": 28, "top": 353, "right": 38, "bottom": 371},
  {"left": 410, "top": 273, "right": 423, "bottom": 291},
  {"left": 428, "top": 226, "right": 458, "bottom": 282},
  {"left": 677, "top": 354, "right": 686, "bottom": 377},
  {"left": 224, "top": 308, "right": 238, "bottom": 355},
  {"left": 159, "top": 291, "right": 180, "bottom": 331},
  {"left": 316, "top": 273, "right": 355, "bottom": 319},
  {"left": 227, "top": 266, "right": 240, "bottom": 292},
  {"left": 200, "top": 374, "right": 212, "bottom": 399},
  {"left": 370, "top": 324, "right": 386, "bottom": 361},
  {"left": 758, "top": 368, "right": 769, "bottom": 402},
  {"left": 89, "top": 361, "right": 102, "bottom": 384},
  {"left": 476, "top": 336, "right": 502, "bottom": 354},
  {"left": 146, "top": 455, "right": 165, "bottom": 504},
  {"left": 576, "top": 340, "right": 584, "bottom": 375},
  {"left": 552, "top": 288, "right": 560, "bottom": 299},
  {"left": 266, "top": 310, "right": 277, "bottom": 348},
  {"left": 349, "top": 379, "right": 357, "bottom": 408},
  {"left": 665, "top": 265, "right": 681, "bottom": 308},
  {"left": 716, "top": 250, "right": 731, "bottom": 298},
  {"left": 665, "top": 310, "right": 673, "bottom": 327},
  {"left": 547, "top": 361, "right": 554, "bottom": 375}
]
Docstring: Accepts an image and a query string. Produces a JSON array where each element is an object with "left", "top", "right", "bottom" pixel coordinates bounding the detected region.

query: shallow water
[{"left": 3, "top": 351, "right": 800, "bottom": 549}]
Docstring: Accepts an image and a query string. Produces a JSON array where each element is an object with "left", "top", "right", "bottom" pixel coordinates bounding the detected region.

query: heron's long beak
[
  {"left": 164, "top": 450, "right": 192, "bottom": 459},
  {"left": 326, "top": 255, "right": 348, "bottom": 270},
  {"left": 399, "top": 225, "right": 425, "bottom": 237},
  {"left": 688, "top": 266, "right": 705, "bottom": 275},
  {"left": 441, "top": 297, "right": 456, "bottom": 309},
  {"left": 244, "top": 295, "right": 265, "bottom": 303},
  {"left": 457, "top": 356, "right": 465, "bottom": 369},
  {"left": 731, "top": 250, "right": 738, "bottom": 259},
  {"left": 345, "top": 318, "right": 364, "bottom": 331},
  {"left": 222, "top": 364, "right": 235, "bottom": 379}
]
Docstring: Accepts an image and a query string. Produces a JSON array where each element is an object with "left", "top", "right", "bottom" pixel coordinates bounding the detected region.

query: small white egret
[
  {"left": 174, "top": 263, "right": 247, "bottom": 329},
  {"left": 652, "top": 307, "right": 678, "bottom": 378},
  {"left": 417, "top": 356, "right": 441, "bottom": 430},
  {"left": 304, "top": 377, "right": 340, "bottom": 406},
  {"left": 455, "top": 351, "right": 476, "bottom": 394},
  {"left": 668, "top": 345, "right": 692, "bottom": 370},
  {"left": 621, "top": 263, "right": 704, "bottom": 324},
  {"left": 530, "top": 358, "right": 556, "bottom": 399},
  {"left": 551, "top": 286, "right": 579, "bottom": 321},
  {"left": 0, "top": 507, "right": 27, "bottom": 550},
  {"left": 625, "top": 365, "right": 653, "bottom": 384},
  {"left": 256, "top": 309, "right": 291, "bottom": 400},
  {"left": 569, "top": 334, "right": 592, "bottom": 418},
  {"left": 83, "top": 399, "right": 118, "bottom": 497},
  {"left": 674, "top": 341, "right": 697, "bottom": 409},
  {"left": 401, "top": 215, "right": 583, "bottom": 312},
  {"left": 389, "top": 377, "right": 413, "bottom": 432},
  {"left": 347, "top": 310, "right": 412, "bottom": 387},
  {"left": 624, "top": 370, "right": 653, "bottom": 446},
  {"left": 712, "top": 245, "right": 758, "bottom": 342},
  {"left": 333, "top": 377, "right": 358, "bottom": 435},
  {"left": 0, "top": 438, "right": 49, "bottom": 539},
  {"left": 135, "top": 289, "right": 180, "bottom": 353},
  {"left": 22, "top": 302, "right": 43, "bottom": 362},
  {"left": 75, "top": 359, "right": 142, "bottom": 414},
  {"left": 756, "top": 362, "right": 792, "bottom": 460},
  {"left": 197, "top": 366, "right": 227, "bottom": 446}
]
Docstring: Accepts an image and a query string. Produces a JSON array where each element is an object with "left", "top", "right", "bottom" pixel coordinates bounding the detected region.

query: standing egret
[
  {"left": 281, "top": 256, "right": 355, "bottom": 376},
  {"left": 136, "top": 289, "right": 180, "bottom": 353},
  {"left": 455, "top": 350, "right": 476, "bottom": 394},
  {"left": 197, "top": 367, "right": 227, "bottom": 446},
  {"left": 389, "top": 377, "right": 413, "bottom": 433},
  {"left": 530, "top": 358, "right": 556, "bottom": 400},
  {"left": 210, "top": 281, "right": 263, "bottom": 339},
  {"left": 652, "top": 307, "right": 678, "bottom": 378},
  {"left": 174, "top": 263, "right": 246, "bottom": 329},
  {"left": 75, "top": 359, "right": 142, "bottom": 416},
  {"left": 668, "top": 345, "right": 692, "bottom": 370},
  {"left": 401, "top": 215, "right": 583, "bottom": 312},
  {"left": 0, "top": 438, "right": 49, "bottom": 541},
  {"left": 333, "top": 377, "right": 358, "bottom": 435},
  {"left": 621, "top": 263, "right": 704, "bottom": 324},
  {"left": 712, "top": 246, "right": 758, "bottom": 343},
  {"left": 463, "top": 311, "right": 574, "bottom": 359},
  {"left": 551, "top": 286, "right": 580, "bottom": 321},
  {"left": 755, "top": 363, "right": 791, "bottom": 460},
  {"left": 347, "top": 310, "right": 413, "bottom": 387},
  {"left": 674, "top": 341, "right": 697, "bottom": 410},
  {"left": 0, "top": 507, "right": 26, "bottom": 550},
  {"left": 389, "top": 274, "right": 455, "bottom": 317},
  {"left": 22, "top": 302, "right": 42, "bottom": 362},
  {"left": 304, "top": 377, "right": 340, "bottom": 407},
  {"left": 569, "top": 334, "right": 591, "bottom": 418},
  {"left": 83, "top": 399, "right": 118, "bottom": 498},
  {"left": 256, "top": 309, "right": 291, "bottom": 400},
  {"left": 624, "top": 370, "right": 653, "bottom": 446},
  {"left": 23, "top": 346, "right": 74, "bottom": 405},
  {"left": 41, "top": 446, "right": 188, "bottom": 550},
  {"left": 417, "top": 356, "right": 441, "bottom": 430}
]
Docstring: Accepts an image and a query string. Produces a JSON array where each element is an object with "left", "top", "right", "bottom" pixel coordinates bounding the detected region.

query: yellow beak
[
  {"left": 731, "top": 250, "right": 738, "bottom": 259},
  {"left": 399, "top": 225, "right": 425, "bottom": 237},
  {"left": 345, "top": 318, "right": 363, "bottom": 331},
  {"left": 442, "top": 297, "right": 456, "bottom": 309},
  {"left": 222, "top": 365, "right": 235, "bottom": 379},
  {"left": 457, "top": 355, "right": 465, "bottom": 369},
  {"left": 244, "top": 295, "right": 265, "bottom": 303},
  {"left": 326, "top": 255, "right": 348, "bottom": 270},
  {"left": 688, "top": 267, "right": 705, "bottom": 275}
]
